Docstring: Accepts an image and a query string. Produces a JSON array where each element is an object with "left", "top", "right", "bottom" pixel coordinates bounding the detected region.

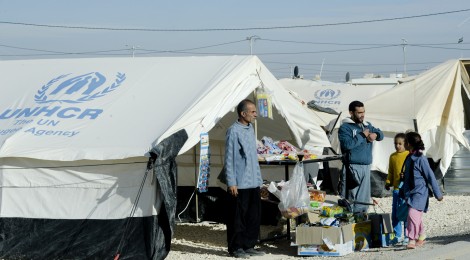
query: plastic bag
[
  {"left": 278, "top": 163, "right": 310, "bottom": 218},
  {"left": 256, "top": 88, "right": 273, "bottom": 119}
]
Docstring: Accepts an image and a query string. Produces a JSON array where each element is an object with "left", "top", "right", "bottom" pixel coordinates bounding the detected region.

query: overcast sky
[{"left": 1, "top": 0, "right": 469, "bottom": 81}]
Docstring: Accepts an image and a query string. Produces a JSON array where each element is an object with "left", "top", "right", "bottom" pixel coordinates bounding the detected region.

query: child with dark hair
[
  {"left": 403, "top": 132, "right": 443, "bottom": 249},
  {"left": 385, "top": 133, "right": 409, "bottom": 244}
]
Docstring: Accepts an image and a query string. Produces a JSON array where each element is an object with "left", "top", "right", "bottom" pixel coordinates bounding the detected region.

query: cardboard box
[
  {"left": 296, "top": 223, "right": 354, "bottom": 245},
  {"left": 297, "top": 241, "right": 354, "bottom": 256},
  {"left": 369, "top": 213, "right": 392, "bottom": 233},
  {"left": 369, "top": 213, "right": 393, "bottom": 247}
]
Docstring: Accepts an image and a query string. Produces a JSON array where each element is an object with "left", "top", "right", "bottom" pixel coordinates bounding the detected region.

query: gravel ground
[{"left": 167, "top": 195, "right": 470, "bottom": 259}]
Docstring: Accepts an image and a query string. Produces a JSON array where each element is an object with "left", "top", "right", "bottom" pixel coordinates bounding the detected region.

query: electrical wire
[
  {"left": 409, "top": 44, "right": 470, "bottom": 50},
  {"left": 0, "top": 43, "right": 130, "bottom": 55},
  {"left": 0, "top": 39, "right": 247, "bottom": 57},
  {"left": 250, "top": 44, "right": 401, "bottom": 55},
  {"left": 0, "top": 8, "right": 468, "bottom": 32},
  {"left": 260, "top": 38, "right": 394, "bottom": 46},
  {"left": 263, "top": 60, "right": 443, "bottom": 66},
  {"left": 140, "top": 39, "right": 246, "bottom": 53},
  {"left": 177, "top": 188, "right": 197, "bottom": 222},
  {"left": 260, "top": 38, "right": 470, "bottom": 46}
]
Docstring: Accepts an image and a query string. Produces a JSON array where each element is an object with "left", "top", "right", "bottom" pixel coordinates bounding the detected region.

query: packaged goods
[
  {"left": 321, "top": 206, "right": 343, "bottom": 217},
  {"left": 280, "top": 206, "right": 309, "bottom": 219},
  {"left": 308, "top": 189, "right": 326, "bottom": 202}
]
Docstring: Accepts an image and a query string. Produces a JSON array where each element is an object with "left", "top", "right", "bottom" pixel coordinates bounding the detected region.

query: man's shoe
[
  {"left": 229, "top": 249, "right": 249, "bottom": 258},
  {"left": 244, "top": 248, "right": 266, "bottom": 256}
]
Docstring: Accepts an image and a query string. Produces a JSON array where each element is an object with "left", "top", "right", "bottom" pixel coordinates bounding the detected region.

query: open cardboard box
[
  {"left": 295, "top": 223, "right": 355, "bottom": 256},
  {"left": 296, "top": 223, "right": 354, "bottom": 245},
  {"left": 297, "top": 241, "right": 354, "bottom": 256}
]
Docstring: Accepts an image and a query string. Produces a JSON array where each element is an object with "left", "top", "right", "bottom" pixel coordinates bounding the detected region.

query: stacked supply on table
[{"left": 257, "top": 136, "right": 317, "bottom": 162}]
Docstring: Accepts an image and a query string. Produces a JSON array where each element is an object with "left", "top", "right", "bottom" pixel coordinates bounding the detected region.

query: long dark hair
[{"left": 405, "top": 131, "right": 425, "bottom": 156}]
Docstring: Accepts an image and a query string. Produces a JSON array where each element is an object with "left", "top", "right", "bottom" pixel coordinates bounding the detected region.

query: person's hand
[
  {"left": 372, "top": 198, "right": 379, "bottom": 205},
  {"left": 363, "top": 128, "right": 370, "bottom": 137},
  {"left": 229, "top": 186, "right": 238, "bottom": 197},
  {"left": 437, "top": 196, "right": 443, "bottom": 201},
  {"left": 367, "top": 132, "right": 378, "bottom": 142}
]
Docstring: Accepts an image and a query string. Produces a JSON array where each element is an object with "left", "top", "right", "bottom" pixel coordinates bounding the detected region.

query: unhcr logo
[
  {"left": 314, "top": 89, "right": 341, "bottom": 100},
  {"left": 34, "top": 72, "right": 126, "bottom": 104}
]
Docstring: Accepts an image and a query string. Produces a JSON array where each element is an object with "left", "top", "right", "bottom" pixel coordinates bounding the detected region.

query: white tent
[
  {"left": 328, "top": 59, "right": 470, "bottom": 176},
  {"left": 0, "top": 56, "right": 331, "bottom": 259}
]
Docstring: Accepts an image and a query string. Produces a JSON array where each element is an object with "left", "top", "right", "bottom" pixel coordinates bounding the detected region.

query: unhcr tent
[
  {"left": 0, "top": 56, "right": 330, "bottom": 259},
  {"left": 328, "top": 59, "right": 470, "bottom": 177}
]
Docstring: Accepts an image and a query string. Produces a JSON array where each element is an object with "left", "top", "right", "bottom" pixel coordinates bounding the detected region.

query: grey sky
[{"left": 0, "top": 0, "right": 469, "bottom": 81}]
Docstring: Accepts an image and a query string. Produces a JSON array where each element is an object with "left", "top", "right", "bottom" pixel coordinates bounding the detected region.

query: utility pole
[
  {"left": 401, "top": 39, "right": 407, "bottom": 76},
  {"left": 246, "top": 35, "right": 260, "bottom": 55},
  {"left": 125, "top": 45, "right": 140, "bottom": 58}
]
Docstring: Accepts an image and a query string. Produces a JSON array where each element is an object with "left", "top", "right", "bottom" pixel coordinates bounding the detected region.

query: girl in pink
[{"left": 402, "top": 132, "right": 443, "bottom": 249}]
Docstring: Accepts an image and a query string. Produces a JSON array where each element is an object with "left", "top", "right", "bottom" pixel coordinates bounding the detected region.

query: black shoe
[
  {"left": 244, "top": 248, "right": 266, "bottom": 256},
  {"left": 229, "top": 248, "right": 249, "bottom": 258}
]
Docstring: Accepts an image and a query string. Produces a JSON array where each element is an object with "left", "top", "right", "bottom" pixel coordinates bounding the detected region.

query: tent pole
[
  {"left": 194, "top": 146, "right": 200, "bottom": 222},
  {"left": 413, "top": 119, "right": 419, "bottom": 132}
]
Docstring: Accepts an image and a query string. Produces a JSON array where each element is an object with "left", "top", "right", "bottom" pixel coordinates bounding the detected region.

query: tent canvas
[
  {"left": 0, "top": 56, "right": 331, "bottom": 259},
  {"left": 328, "top": 59, "right": 470, "bottom": 176}
]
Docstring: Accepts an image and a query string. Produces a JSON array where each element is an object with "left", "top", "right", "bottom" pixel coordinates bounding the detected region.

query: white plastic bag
[{"left": 278, "top": 163, "right": 310, "bottom": 218}]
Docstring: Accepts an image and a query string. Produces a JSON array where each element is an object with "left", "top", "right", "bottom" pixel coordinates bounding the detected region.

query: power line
[
  {"left": 0, "top": 8, "right": 469, "bottom": 32},
  {"left": 409, "top": 44, "right": 470, "bottom": 50},
  {"left": 137, "top": 39, "right": 246, "bottom": 54},
  {"left": 254, "top": 44, "right": 401, "bottom": 55},
  {"left": 0, "top": 37, "right": 466, "bottom": 59},
  {"left": 263, "top": 60, "right": 442, "bottom": 66},
  {"left": 137, "top": 44, "right": 400, "bottom": 56},
  {"left": 0, "top": 39, "right": 247, "bottom": 57},
  {"left": 0, "top": 43, "right": 130, "bottom": 55},
  {"left": 259, "top": 38, "right": 470, "bottom": 46}
]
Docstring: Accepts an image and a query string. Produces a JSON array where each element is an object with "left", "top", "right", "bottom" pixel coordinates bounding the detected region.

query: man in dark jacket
[{"left": 338, "top": 100, "right": 383, "bottom": 213}]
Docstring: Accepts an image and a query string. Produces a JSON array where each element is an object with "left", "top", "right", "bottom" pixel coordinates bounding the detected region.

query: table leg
[{"left": 285, "top": 164, "right": 290, "bottom": 240}]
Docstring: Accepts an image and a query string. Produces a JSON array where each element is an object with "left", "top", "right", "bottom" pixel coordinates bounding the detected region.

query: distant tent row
[{"left": 281, "top": 59, "right": 470, "bottom": 179}]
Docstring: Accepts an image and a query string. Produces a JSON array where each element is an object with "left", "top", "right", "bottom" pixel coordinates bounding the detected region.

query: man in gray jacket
[
  {"left": 338, "top": 100, "right": 383, "bottom": 213},
  {"left": 224, "top": 99, "right": 265, "bottom": 258}
]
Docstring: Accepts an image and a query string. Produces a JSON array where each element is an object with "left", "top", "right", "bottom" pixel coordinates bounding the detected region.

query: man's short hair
[
  {"left": 237, "top": 99, "right": 255, "bottom": 117},
  {"left": 348, "top": 100, "right": 364, "bottom": 112}
]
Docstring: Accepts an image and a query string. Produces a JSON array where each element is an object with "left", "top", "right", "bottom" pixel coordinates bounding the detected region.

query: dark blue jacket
[{"left": 338, "top": 117, "right": 383, "bottom": 165}]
